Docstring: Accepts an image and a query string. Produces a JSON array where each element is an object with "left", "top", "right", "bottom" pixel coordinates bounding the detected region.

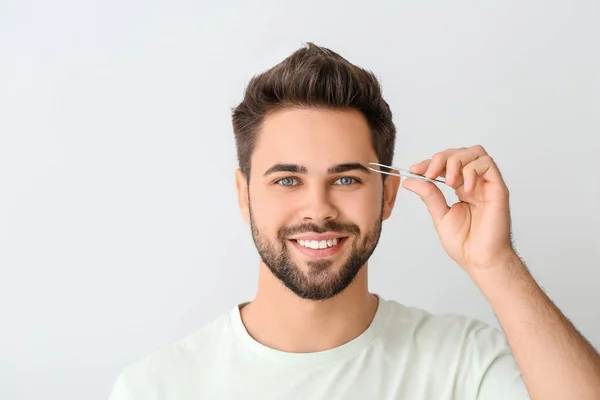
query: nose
[{"left": 299, "top": 184, "right": 339, "bottom": 223}]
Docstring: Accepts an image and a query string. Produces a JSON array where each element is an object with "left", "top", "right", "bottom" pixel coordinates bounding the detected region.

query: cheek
[
  {"left": 336, "top": 189, "right": 382, "bottom": 220},
  {"left": 250, "top": 189, "right": 292, "bottom": 230}
]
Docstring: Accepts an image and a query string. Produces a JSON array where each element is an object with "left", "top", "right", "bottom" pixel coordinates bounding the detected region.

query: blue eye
[
  {"left": 334, "top": 177, "right": 357, "bottom": 185},
  {"left": 277, "top": 177, "right": 299, "bottom": 187}
]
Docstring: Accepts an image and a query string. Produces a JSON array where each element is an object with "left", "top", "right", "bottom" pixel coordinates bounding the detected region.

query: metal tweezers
[{"left": 368, "top": 162, "right": 446, "bottom": 184}]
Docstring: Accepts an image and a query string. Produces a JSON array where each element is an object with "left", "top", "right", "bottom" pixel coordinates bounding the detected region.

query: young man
[{"left": 109, "top": 43, "right": 600, "bottom": 399}]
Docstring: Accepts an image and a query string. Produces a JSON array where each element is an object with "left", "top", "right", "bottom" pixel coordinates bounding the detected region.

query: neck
[{"left": 240, "top": 261, "right": 379, "bottom": 353}]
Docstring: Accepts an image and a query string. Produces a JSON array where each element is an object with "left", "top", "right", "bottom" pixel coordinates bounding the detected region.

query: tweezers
[{"left": 368, "top": 162, "right": 446, "bottom": 184}]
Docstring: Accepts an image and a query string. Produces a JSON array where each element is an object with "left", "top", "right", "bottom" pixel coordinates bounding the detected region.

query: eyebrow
[{"left": 263, "top": 163, "right": 372, "bottom": 176}]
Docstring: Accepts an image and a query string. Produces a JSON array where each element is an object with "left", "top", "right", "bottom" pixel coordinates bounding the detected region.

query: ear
[
  {"left": 235, "top": 169, "right": 250, "bottom": 224},
  {"left": 381, "top": 175, "right": 400, "bottom": 221}
]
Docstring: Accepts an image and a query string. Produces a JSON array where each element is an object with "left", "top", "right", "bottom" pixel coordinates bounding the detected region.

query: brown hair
[{"left": 231, "top": 42, "right": 396, "bottom": 180}]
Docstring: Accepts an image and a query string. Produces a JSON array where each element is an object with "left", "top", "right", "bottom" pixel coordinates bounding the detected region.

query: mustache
[{"left": 278, "top": 220, "right": 360, "bottom": 238}]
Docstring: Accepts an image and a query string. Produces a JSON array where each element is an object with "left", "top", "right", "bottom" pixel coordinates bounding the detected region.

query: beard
[{"left": 249, "top": 201, "right": 383, "bottom": 301}]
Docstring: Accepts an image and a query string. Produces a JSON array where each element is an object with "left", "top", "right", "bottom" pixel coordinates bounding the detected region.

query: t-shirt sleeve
[
  {"left": 469, "top": 324, "right": 530, "bottom": 400},
  {"left": 107, "top": 365, "right": 157, "bottom": 400},
  {"left": 107, "top": 371, "right": 131, "bottom": 400}
]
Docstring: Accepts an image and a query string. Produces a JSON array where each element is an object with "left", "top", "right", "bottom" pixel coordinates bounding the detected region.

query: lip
[
  {"left": 288, "top": 237, "right": 348, "bottom": 259},
  {"left": 288, "top": 232, "right": 347, "bottom": 241}
]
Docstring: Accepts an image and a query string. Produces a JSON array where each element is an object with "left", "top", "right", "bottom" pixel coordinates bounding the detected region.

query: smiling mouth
[{"left": 289, "top": 237, "right": 348, "bottom": 250}]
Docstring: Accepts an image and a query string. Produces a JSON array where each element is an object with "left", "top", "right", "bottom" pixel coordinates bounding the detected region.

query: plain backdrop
[{"left": 1, "top": 1, "right": 599, "bottom": 399}]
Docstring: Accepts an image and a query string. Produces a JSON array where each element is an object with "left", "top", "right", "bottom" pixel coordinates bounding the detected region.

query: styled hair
[{"left": 231, "top": 42, "right": 396, "bottom": 180}]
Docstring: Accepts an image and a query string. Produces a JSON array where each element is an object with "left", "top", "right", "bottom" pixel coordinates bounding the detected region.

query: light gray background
[{"left": 1, "top": 1, "right": 599, "bottom": 399}]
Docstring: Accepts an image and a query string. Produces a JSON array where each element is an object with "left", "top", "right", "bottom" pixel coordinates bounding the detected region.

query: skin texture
[{"left": 235, "top": 108, "right": 600, "bottom": 398}]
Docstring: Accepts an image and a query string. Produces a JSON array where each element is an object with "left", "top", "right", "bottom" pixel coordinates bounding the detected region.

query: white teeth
[{"left": 297, "top": 238, "right": 340, "bottom": 249}]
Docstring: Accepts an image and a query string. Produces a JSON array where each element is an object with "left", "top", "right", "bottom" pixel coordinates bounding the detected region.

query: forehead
[{"left": 251, "top": 108, "right": 377, "bottom": 172}]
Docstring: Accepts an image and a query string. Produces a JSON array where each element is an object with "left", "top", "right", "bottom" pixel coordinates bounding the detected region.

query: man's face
[{"left": 236, "top": 108, "right": 398, "bottom": 301}]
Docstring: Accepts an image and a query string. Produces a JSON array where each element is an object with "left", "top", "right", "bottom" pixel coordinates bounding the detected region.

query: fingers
[
  {"left": 462, "top": 155, "right": 505, "bottom": 191},
  {"left": 409, "top": 160, "right": 432, "bottom": 176},
  {"left": 409, "top": 145, "right": 500, "bottom": 192},
  {"left": 402, "top": 179, "right": 450, "bottom": 226},
  {"left": 409, "top": 147, "right": 474, "bottom": 185}
]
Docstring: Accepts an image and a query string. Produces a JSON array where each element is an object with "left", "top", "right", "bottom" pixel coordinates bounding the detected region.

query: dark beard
[{"left": 249, "top": 201, "right": 383, "bottom": 301}]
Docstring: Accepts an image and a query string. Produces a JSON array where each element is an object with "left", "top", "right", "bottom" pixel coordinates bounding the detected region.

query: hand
[{"left": 402, "top": 145, "right": 516, "bottom": 273}]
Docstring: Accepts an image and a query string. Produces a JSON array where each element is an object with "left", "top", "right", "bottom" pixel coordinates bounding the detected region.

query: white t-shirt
[{"left": 108, "top": 297, "right": 530, "bottom": 399}]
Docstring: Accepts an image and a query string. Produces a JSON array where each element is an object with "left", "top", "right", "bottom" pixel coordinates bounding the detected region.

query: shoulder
[
  {"left": 376, "top": 299, "right": 528, "bottom": 398},
  {"left": 383, "top": 299, "right": 505, "bottom": 345},
  {"left": 379, "top": 298, "right": 514, "bottom": 366},
  {"left": 128, "top": 310, "right": 232, "bottom": 373},
  {"left": 380, "top": 299, "right": 528, "bottom": 398},
  {"left": 108, "top": 310, "right": 233, "bottom": 400}
]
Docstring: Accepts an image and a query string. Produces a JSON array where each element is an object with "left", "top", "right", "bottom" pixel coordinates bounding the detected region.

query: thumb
[{"left": 402, "top": 179, "right": 450, "bottom": 226}]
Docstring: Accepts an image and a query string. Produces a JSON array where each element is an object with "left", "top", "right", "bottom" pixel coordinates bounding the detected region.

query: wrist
[{"left": 468, "top": 251, "right": 534, "bottom": 295}]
